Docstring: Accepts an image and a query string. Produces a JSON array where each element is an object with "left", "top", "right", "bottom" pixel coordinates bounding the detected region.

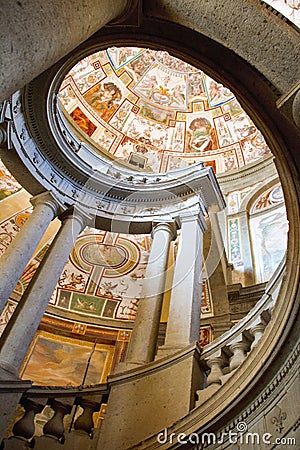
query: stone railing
[
  {"left": 196, "top": 258, "right": 285, "bottom": 405},
  {"left": 1, "top": 384, "right": 109, "bottom": 449},
  {"left": 1, "top": 259, "right": 286, "bottom": 449}
]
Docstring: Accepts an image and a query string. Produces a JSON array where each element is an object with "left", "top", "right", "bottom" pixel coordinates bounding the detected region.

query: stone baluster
[
  {"left": 196, "top": 350, "right": 229, "bottom": 406},
  {"left": 43, "top": 399, "right": 73, "bottom": 440},
  {"left": 0, "top": 192, "right": 59, "bottom": 314},
  {"left": 125, "top": 221, "right": 177, "bottom": 365},
  {"left": 74, "top": 397, "right": 101, "bottom": 435},
  {"left": 228, "top": 335, "right": 251, "bottom": 372},
  {"left": 206, "top": 351, "right": 228, "bottom": 386},
  {"left": 249, "top": 316, "right": 267, "bottom": 349},
  {"left": 250, "top": 324, "right": 266, "bottom": 349},
  {"left": 32, "top": 398, "right": 73, "bottom": 449},
  {"left": 1, "top": 398, "right": 46, "bottom": 450},
  {"left": 63, "top": 395, "right": 102, "bottom": 449}
]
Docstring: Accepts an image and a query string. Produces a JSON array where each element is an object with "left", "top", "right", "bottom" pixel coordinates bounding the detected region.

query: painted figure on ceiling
[
  {"left": 188, "top": 72, "right": 205, "bottom": 98},
  {"left": 127, "top": 51, "right": 155, "bottom": 80},
  {"left": 241, "top": 132, "right": 270, "bottom": 164},
  {"left": 85, "top": 81, "right": 122, "bottom": 121},
  {"left": 186, "top": 117, "right": 218, "bottom": 152},
  {"left": 0, "top": 161, "right": 22, "bottom": 199}
]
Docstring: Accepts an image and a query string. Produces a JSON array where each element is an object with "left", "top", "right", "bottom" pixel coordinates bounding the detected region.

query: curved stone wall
[
  {"left": 0, "top": 4, "right": 299, "bottom": 448},
  {"left": 143, "top": 0, "right": 300, "bottom": 93}
]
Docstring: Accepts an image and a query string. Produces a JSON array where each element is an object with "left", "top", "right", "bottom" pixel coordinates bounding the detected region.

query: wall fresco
[
  {"left": 20, "top": 331, "right": 114, "bottom": 386},
  {"left": 225, "top": 182, "right": 287, "bottom": 283},
  {"left": 0, "top": 207, "right": 32, "bottom": 257},
  {"left": 0, "top": 158, "right": 22, "bottom": 200},
  {"left": 200, "top": 326, "right": 212, "bottom": 347},
  {"left": 15, "top": 229, "right": 151, "bottom": 321},
  {"left": 201, "top": 280, "right": 213, "bottom": 316},
  {"left": 0, "top": 301, "right": 16, "bottom": 336},
  {"left": 228, "top": 218, "right": 244, "bottom": 271},
  {"left": 251, "top": 183, "right": 284, "bottom": 213}
]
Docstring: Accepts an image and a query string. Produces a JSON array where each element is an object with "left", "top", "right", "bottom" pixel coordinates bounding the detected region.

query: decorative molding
[
  {"left": 4, "top": 89, "right": 225, "bottom": 233},
  {"left": 217, "top": 155, "right": 276, "bottom": 191}
]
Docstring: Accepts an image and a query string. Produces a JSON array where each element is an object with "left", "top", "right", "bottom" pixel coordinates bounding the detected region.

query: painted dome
[{"left": 59, "top": 47, "right": 271, "bottom": 174}]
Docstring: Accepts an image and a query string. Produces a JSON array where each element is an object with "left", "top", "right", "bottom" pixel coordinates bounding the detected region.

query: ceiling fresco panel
[{"left": 59, "top": 47, "right": 272, "bottom": 174}]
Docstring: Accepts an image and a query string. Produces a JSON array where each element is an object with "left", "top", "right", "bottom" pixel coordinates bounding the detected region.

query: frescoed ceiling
[
  {"left": 59, "top": 47, "right": 272, "bottom": 175},
  {"left": 264, "top": 0, "right": 300, "bottom": 28}
]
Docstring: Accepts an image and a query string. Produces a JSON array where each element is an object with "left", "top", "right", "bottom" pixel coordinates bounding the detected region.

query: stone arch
[{"left": 144, "top": 0, "right": 300, "bottom": 93}]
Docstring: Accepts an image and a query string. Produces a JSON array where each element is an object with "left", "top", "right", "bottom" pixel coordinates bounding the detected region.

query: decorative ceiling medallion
[{"left": 81, "top": 243, "right": 128, "bottom": 268}]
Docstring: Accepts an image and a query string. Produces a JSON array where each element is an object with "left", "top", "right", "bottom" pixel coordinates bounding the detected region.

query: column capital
[
  {"left": 30, "top": 191, "right": 60, "bottom": 216},
  {"left": 109, "top": 0, "right": 141, "bottom": 25},
  {"left": 151, "top": 220, "right": 177, "bottom": 241},
  {"left": 58, "top": 205, "right": 93, "bottom": 230},
  {"left": 178, "top": 209, "right": 207, "bottom": 232}
]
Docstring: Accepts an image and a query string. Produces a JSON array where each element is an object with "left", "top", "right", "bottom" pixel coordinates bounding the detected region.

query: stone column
[
  {"left": 0, "top": 191, "right": 59, "bottom": 314},
  {"left": 0, "top": 0, "right": 132, "bottom": 101},
  {"left": 0, "top": 207, "right": 87, "bottom": 378},
  {"left": 125, "top": 221, "right": 177, "bottom": 365},
  {"left": 159, "top": 209, "right": 207, "bottom": 355}
]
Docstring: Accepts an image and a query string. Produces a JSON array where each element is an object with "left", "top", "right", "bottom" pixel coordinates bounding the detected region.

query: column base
[
  {"left": 97, "top": 343, "right": 204, "bottom": 450},
  {"left": 155, "top": 342, "right": 196, "bottom": 361},
  {"left": 113, "top": 360, "right": 147, "bottom": 374}
]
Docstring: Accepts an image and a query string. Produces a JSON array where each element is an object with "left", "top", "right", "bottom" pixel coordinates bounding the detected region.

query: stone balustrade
[
  {"left": 0, "top": 258, "right": 286, "bottom": 447},
  {"left": 1, "top": 384, "right": 109, "bottom": 450},
  {"left": 196, "top": 257, "right": 285, "bottom": 405}
]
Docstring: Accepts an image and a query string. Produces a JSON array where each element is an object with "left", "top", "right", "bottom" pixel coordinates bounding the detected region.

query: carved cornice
[
  {"left": 217, "top": 155, "right": 277, "bottom": 194},
  {"left": 3, "top": 82, "right": 225, "bottom": 232},
  {"left": 40, "top": 309, "right": 132, "bottom": 336}
]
